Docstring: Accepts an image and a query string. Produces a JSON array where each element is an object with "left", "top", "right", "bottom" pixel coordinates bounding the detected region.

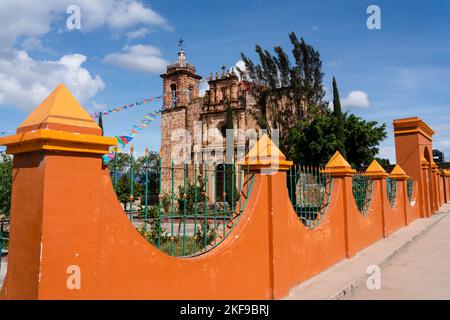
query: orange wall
[
  {"left": 405, "top": 181, "right": 421, "bottom": 225},
  {"left": 270, "top": 174, "right": 347, "bottom": 298},
  {"left": 2, "top": 154, "right": 273, "bottom": 299},
  {"left": 0, "top": 155, "right": 447, "bottom": 300},
  {"left": 383, "top": 181, "right": 407, "bottom": 236},
  {"left": 345, "top": 178, "right": 384, "bottom": 258}
]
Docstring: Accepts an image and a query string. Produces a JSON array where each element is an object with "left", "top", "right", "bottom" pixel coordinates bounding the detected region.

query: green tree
[
  {"left": 344, "top": 114, "right": 387, "bottom": 168},
  {"left": 108, "top": 151, "right": 161, "bottom": 208},
  {"left": 0, "top": 152, "right": 12, "bottom": 233},
  {"left": 134, "top": 151, "right": 161, "bottom": 199},
  {"left": 177, "top": 178, "right": 208, "bottom": 216},
  {"left": 240, "top": 32, "right": 328, "bottom": 152},
  {"left": 374, "top": 157, "right": 391, "bottom": 169},
  {"left": 285, "top": 111, "right": 387, "bottom": 168},
  {"left": 332, "top": 77, "right": 346, "bottom": 157},
  {"left": 98, "top": 112, "right": 104, "bottom": 136},
  {"left": 115, "top": 174, "right": 144, "bottom": 211},
  {"left": 285, "top": 112, "right": 340, "bottom": 166}
]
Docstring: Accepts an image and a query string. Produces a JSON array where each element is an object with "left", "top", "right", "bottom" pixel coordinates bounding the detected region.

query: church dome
[{"left": 167, "top": 49, "right": 196, "bottom": 74}]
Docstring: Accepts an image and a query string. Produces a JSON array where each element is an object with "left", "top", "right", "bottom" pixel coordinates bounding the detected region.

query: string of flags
[
  {"left": 90, "top": 86, "right": 205, "bottom": 120},
  {"left": 91, "top": 95, "right": 163, "bottom": 119},
  {"left": 102, "top": 108, "right": 163, "bottom": 164}
]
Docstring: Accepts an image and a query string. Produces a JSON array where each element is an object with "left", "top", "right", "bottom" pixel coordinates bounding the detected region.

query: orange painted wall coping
[
  {"left": 0, "top": 129, "right": 117, "bottom": 155},
  {"left": 393, "top": 117, "right": 435, "bottom": 141}
]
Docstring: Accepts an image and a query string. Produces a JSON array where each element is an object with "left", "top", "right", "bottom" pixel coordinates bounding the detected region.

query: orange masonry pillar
[
  {"left": 393, "top": 117, "right": 435, "bottom": 219},
  {"left": 390, "top": 164, "right": 410, "bottom": 226},
  {"left": 420, "top": 156, "right": 431, "bottom": 218},
  {"left": 445, "top": 170, "right": 450, "bottom": 203},
  {"left": 0, "top": 84, "right": 116, "bottom": 299},
  {"left": 364, "top": 160, "right": 389, "bottom": 236},
  {"left": 323, "top": 151, "right": 356, "bottom": 258},
  {"left": 240, "top": 134, "right": 293, "bottom": 299}
]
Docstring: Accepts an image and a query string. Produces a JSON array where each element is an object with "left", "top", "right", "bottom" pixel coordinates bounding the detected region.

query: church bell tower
[
  {"left": 160, "top": 45, "right": 202, "bottom": 189},
  {"left": 161, "top": 45, "right": 202, "bottom": 109}
]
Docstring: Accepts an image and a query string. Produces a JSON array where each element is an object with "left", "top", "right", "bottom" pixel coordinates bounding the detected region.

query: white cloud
[
  {"left": 0, "top": 0, "right": 171, "bottom": 46},
  {"left": 342, "top": 90, "right": 371, "bottom": 108},
  {"left": 0, "top": 49, "right": 105, "bottom": 111},
  {"left": 126, "top": 27, "right": 152, "bottom": 40},
  {"left": 106, "top": 1, "right": 169, "bottom": 30},
  {"left": 91, "top": 100, "right": 107, "bottom": 112},
  {"left": 0, "top": 0, "right": 171, "bottom": 111},
  {"left": 103, "top": 44, "right": 168, "bottom": 74},
  {"left": 20, "top": 37, "right": 49, "bottom": 52}
]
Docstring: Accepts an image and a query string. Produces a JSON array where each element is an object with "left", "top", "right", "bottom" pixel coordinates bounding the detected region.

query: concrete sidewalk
[
  {"left": 348, "top": 210, "right": 450, "bottom": 300},
  {"left": 285, "top": 204, "right": 450, "bottom": 300}
]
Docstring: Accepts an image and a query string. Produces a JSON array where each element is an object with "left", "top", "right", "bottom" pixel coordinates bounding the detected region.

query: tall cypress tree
[
  {"left": 98, "top": 112, "right": 104, "bottom": 136},
  {"left": 332, "top": 77, "right": 346, "bottom": 157}
]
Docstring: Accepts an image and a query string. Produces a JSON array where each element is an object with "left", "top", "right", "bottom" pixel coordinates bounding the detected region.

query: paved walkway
[
  {"left": 347, "top": 212, "right": 450, "bottom": 300},
  {"left": 286, "top": 204, "right": 450, "bottom": 300}
]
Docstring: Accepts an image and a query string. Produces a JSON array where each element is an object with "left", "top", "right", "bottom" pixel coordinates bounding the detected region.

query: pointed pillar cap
[
  {"left": 365, "top": 159, "right": 389, "bottom": 179},
  {"left": 17, "top": 83, "right": 102, "bottom": 135},
  {"left": 0, "top": 84, "right": 116, "bottom": 155},
  {"left": 323, "top": 151, "right": 356, "bottom": 177},
  {"left": 431, "top": 160, "right": 439, "bottom": 172},
  {"left": 390, "top": 164, "right": 409, "bottom": 180},
  {"left": 240, "top": 134, "right": 293, "bottom": 173},
  {"left": 445, "top": 169, "right": 450, "bottom": 177}
]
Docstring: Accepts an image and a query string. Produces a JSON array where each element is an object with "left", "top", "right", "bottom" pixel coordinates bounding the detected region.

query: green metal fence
[
  {"left": 108, "top": 149, "right": 255, "bottom": 257},
  {"left": 407, "top": 179, "right": 414, "bottom": 203},
  {"left": 287, "top": 165, "right": 333, "bottom": 228},
  {"left": 386, "top": 178, "right": 397, "bottom": 207},
  {"left": 352, "top": 174, "right": 374, "bottom": 215}
]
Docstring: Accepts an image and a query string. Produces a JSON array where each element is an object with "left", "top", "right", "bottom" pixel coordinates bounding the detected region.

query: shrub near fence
[
  {"left": 352, "top": 174, "right": 374, "bottom": 215},
  {"left": 386, "top": 178, "right": 397, "bottom": 207},
  {"left": 287, "top": 165, "right": 332, "bottom": 228},
  {"left": 407, "top": 178, "right": 414, "bottom": 203}
]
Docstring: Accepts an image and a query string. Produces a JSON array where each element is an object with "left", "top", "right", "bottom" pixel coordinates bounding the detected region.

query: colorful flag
[{"left": 119, "top": 136, "right": 134, "bottom": 145}]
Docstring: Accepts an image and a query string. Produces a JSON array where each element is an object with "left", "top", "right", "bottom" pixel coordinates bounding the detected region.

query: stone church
[
  {"left": 159, "top": 48, "right": 262, "bottom": 197},
  {"left": 160, "top": 48, "right": 261, "bottom": 165}
]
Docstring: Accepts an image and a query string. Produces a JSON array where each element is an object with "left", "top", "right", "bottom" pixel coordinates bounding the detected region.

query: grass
[{"left": 156, "top": 237, "right": 201, "bottom": 257}]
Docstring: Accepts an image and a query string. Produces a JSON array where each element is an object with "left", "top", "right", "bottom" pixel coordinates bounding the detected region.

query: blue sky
[{"left": 1, "top": 0, "right": 450, "bottom": 162}]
